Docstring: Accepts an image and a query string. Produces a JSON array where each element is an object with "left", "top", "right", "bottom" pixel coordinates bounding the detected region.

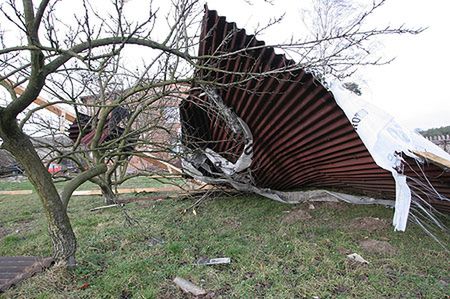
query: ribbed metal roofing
[{"left": 182, "top": 8, "right": 449, "bottom": 212}]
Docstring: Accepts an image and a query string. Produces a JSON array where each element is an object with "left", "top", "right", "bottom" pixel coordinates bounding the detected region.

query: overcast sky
[
  {"left": 1, "top": 0, "right": 448, "bottom": 131},
  {"left": 206, "top": 0, "right": 450, "bottom": 130}
]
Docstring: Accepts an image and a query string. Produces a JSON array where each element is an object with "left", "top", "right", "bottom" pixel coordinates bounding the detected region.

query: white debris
[
  {"left": 173, "top": 277, "right": 207, "bottom": 296},
  {"left": 330, "top": 81, "right": 450, "bottom": 231},
  {"left": 347, "top": 253, "right": 369, "bottom": 264}
]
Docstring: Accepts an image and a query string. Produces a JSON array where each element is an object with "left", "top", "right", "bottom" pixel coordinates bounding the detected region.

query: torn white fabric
[{"left": 330, "top": 81, "right": 450, "bottom": 231}]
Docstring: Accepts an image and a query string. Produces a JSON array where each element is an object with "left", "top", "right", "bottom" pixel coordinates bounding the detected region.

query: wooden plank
[
  {"left": 0, "top": 256, "right": 53, "bottom": 292},
  {"left": 0, "top": 190, "right": 33, "bottom": 195},
  {"left": 13, "top": 84, "right": 76, "bottom": 122},
  {"left": 136, "top": 153, "right": 183, "bottom": 174},
  {"left": 412, "top": 150, "right": 450, "bottom": 169}
]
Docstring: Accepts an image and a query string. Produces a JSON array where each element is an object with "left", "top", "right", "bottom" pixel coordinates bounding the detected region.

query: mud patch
[
  {"left": 359, "top": 239, "right": 396, "bottom": 255},
  {"left": 282, "top": 209, "right": 312, "bottom": 224},
  {"left": 349, "top": 217, "right": 388, "bottom": 232}
]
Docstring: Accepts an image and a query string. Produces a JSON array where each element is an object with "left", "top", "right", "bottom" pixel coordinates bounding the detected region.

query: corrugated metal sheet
[
  {"left": 68, "top": 111, "right": 130, "bottom": 148},
  {"left": 180, "top": 7, "right": 450, "bottom": 211}
]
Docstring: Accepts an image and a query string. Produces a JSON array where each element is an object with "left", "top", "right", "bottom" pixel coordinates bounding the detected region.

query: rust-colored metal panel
[{"left": 180, "top": 8, "right": 450, "bottom": 211}]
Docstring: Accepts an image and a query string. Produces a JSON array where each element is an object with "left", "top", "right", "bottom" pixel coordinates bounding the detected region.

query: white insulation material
[{"left": 330, "top": 81, "right": 450, "bottom": 231}]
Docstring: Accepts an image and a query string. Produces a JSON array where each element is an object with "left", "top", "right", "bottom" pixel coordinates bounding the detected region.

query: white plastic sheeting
[{"left": 330, "top": 81, "right": 450, "bottom": 231}]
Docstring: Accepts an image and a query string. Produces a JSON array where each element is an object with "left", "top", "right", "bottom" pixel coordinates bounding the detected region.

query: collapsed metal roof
[{"left": 180, "top": 7, "right": 450, "bottom": 224}]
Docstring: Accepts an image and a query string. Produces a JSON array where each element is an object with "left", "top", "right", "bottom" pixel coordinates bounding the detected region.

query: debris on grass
[
  {"left": 90, "top": 204, "right": 124, "bottom": 212},
  {"left": 347, "top": 253, "right": 369, "bottom": 264},
  {"left": 196, "top": 257, "right": 231, "bottom": 265},
  {"left": 147, "top": 237, "right": 165, "bottom": 247},
  {"left": 173, "top": 276, "right": 207, "bottom": 296}
]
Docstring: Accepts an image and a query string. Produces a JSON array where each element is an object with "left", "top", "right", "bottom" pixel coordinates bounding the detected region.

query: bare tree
[
  {"left": 297, "top": 0, "right": 424, "bottom": 80},
  {"left": 0, "top": 0, "right": 200, "bottom": 266},
  {"left": 0, "top": 0, "right": 422, "bottom": 267}
]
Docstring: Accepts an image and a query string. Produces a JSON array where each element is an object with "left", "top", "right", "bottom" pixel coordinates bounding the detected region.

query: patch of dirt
[
  {"left": 313, "top": 201, "right": 349, "bottom": 210},
  {"left": 119, "top": 289, "right": 132, "bottom": 299},
  {"left": 14, "top": 219, "right": 33, "bottom": 234},
  {"left": 349, "top": 217, "right": 388, "bottom": 232},
  {"left": 254, "top": 281, "right": 271, "bottom": 296},
  {"left": 214, "top": 283, "right": 232, "bottom": 298},
  {"left": 333, "top": 285, "right": 350, "bottom": 295},
  {"left": 438, "top": 277, "right": 449, "bottom": 287},
  {"left": 337, "top": 247, "right": 351, "bottom": 255},
  {"left": 0, "top": 220, "right": 33, "bottom": 239},
  {"left": 359, "top": 239, "right": 397, "bottom": 255},
  {"left": 0, "top": 225, "right": 10, "bottom": 239},
  {"left": 282, "top": 209, "right": 312, "bottom": 224},
  {"left": 222, "top": 218, "right": 241, "bottom": 229}
]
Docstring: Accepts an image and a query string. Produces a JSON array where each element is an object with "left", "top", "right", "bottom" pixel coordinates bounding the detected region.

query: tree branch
[{"left": 60, "top": 163, "right": 107, "bottom": 209}]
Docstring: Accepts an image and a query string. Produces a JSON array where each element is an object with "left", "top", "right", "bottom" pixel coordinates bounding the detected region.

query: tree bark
[
  {"left": 100, "top": 183, "right": 117, "bottom": 205},
  {"left": 0, "top": 116, "right": 76, "bottom": 265}
]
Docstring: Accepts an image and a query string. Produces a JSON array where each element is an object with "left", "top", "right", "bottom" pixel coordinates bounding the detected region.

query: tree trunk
[
  {"left": 0, "top": 118, "right": 76, "bottom": 265},
  {"left": 100, "top": 183, "right": 117, "bottom": 205}
]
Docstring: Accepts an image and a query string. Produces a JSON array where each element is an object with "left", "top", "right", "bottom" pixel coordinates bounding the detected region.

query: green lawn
[
  {"left": 0, "top": 179, "right": 449, "bottom": 298},
  {"left": 0, "top": 176, "right": 178, "bottom": 191}
]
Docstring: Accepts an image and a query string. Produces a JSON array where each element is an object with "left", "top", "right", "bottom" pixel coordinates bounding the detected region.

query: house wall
[{"left": 426, "top": 135, "right": 450, "bottom": 153}]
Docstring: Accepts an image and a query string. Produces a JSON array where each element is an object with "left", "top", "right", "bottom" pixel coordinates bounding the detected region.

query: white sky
[
  {"left": 205, "top": 0, "right": 450, "bottom": 130},
  {"left": 1, "top": 0, "right": 448, "bottom": 131}
]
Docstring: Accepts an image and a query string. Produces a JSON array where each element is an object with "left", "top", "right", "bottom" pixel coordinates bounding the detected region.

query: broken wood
[
  {"left": 73, "top": 185, "right": 215, "bottom": 196},
  {"left": 117, "top": 194, "right": 180, "bottom": 204},
  {"left": 412, "top": 150, "right": 450, "bottom": 169},
  {"left": 90, "top": 204, "right": 124, "bottom": 212},
  {"left": 173, "top": 277, "right": 206, "bottom": 296},
  {"left": 140, "top": 153, "right": 183, "bottom": 174},
  {"left": 73, "top": 186, "right": 184, "bottom": 196},
  {"left": 12, "top": 84, "right": 76, "bottom": 123},
  {"left": 0, "top": 190, "right": 33, "bottom": 195}
]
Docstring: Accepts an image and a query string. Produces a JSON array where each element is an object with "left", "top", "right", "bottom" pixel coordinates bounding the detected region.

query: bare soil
[
  {"left": 282, "top": 209, "right": 312, "bottom": 224},
  {"left": 349, "top": 217, "right": 389, "bottom": 232},
  {"left": 359, "top": 239, "right": 397, "bottom": 255}
]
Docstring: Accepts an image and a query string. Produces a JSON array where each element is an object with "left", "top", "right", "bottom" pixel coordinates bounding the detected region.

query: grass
[
  {"left": 0, "top": 178, "right": 449, "bottom": 298},
  {"left": 0, "top": 175, "right": 178, "bottom": 191}
]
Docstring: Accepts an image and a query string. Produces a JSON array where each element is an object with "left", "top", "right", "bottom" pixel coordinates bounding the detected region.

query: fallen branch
[{"left": 90, "top": 204, "right": 124, "bottom": 212}]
